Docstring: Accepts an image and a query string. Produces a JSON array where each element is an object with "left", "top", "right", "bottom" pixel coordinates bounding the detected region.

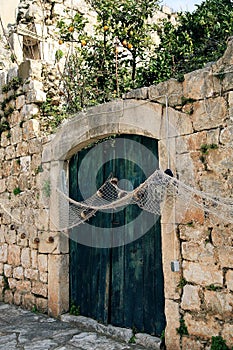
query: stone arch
[{"left": 42, "top": 99, "right": 177, "bottom": 322}]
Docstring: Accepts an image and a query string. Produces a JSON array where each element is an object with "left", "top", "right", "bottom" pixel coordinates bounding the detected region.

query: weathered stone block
[
  {"left": 22, "top": 293, "right": 35, "bottom": 310},
  {"left": 36, "top": 297, "right": 48, "bottom": 313},
  {"left": 206, "top": 147, "right": 233, "bottom": 173},
  {"left": 212, "top": 226, "right": 233, "bottom": 247},
  {"left": 0, "top": 179, "right": 6, "bottom": 193},
  {"left": 220, "top": 126, "right": 233, "bottom": 145},
  {"left": 164, "top": 300, "right": 180, "bottom": 350},
  {"left": 5, "top": 145, "right": 16, "bottom": 160},
  {"left": 39, "top": 272, "right": 48, "bottom": 283},
  {"left": 226, "top": 270, "right": 233, "bottom": 291},
  {"left": 21, "top": 248, "right": 31, "bottom": 268},
  {"left": 32, "top": 281, "right": 48, "bottom": 297},
  {"left": 222, "top": 323, "right": 233, "bottom": 348},
  {"left": 38, "top": 254, "right": 48, "bottom": 272},
  {"left": 182, "top": 337, "right": 203, "bottom": 350},
  {"left": 11, "top": 126, "right": 22, "bottom": 145},
  {"left": 8, "top": 278, "right": 17, "bottom": 290},
  {"left": 0, "top": 243, "right": 8, "bottom": 263},
  {"left": 15, "top": 95, "right": 25, "bottom": 110},
  {"left": 183, "top": 261, "right": 223, "bottom": 286},
  {"left": 14, "top": 290, "right": 22, "bottom": 305},
  {"left": 183, "top": 67, "right": 220, "bottom": 100},
  {"left": 48, "top": 254, "right": 69, "bottom": 316},
  {"left": 4, "top": 289, "right": 14, "bottom": 303},
  {"left": 182, "top": 242, "right": 215, "bottom": 263},
  {"left": 22, "top": 119, "right": 40, "bottom": 140},
  {"left": 5, "top": 229, "right": 17, "bottom": 244},
  {"left": 184, "top": 314, "right": 220, "bottom": 339},
  {"left": 24, "top": 268, "right": 38, "bottom": 281},
  {"left": 29, "top": 139, "right": 42, "bottom": 154},
  {"left": 16, "top": 280, "right": 31, "bottom": 293},
  {"left": 31, "top": 250, "right": 38, "bottom": 269},
  {"left": 218, "top": 247, "right": 233, "bottom": 268},
  {"left": 8, "top": 245, "right": 21, "bottom": 266},
  {"left": 149, "top": 78, "right": 183, "bottom": 106},
  {"left": 13, "top": 266, "right": 24, "bottom": 279},
  {"left": 191, "top": 97, "right": 227, "bottom": 131},
  {"left": 16, "top": 141, "right": 29, "bottom": 157},
  {"left": 0, "top": 131, "right": 11, "bottom": 147},
  {"left": 4, "top": 264, "right": 12, "bottom": 278},
  {"left": 181, "top": 285, "right": 201, "bottom": 311},
  {"left": 204, "top": 290, "right": 233, "bottom": 320}
]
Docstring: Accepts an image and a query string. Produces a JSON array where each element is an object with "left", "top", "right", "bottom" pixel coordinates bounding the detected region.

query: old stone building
[{"left": 0, "top": 1, "right": 233, "bottom": 350}]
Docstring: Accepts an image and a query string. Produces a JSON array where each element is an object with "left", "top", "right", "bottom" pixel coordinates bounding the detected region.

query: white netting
[
  {"left": 1, "top": 169, "right": 233, "bottom": 230},
  {"left": 53, "top": 169, "right": 233, "bottom": 230}
]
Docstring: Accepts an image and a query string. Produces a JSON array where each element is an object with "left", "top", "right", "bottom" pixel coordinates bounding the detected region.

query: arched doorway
[{"left": 69, "top": 134, "right": 166, "bottom": 336}]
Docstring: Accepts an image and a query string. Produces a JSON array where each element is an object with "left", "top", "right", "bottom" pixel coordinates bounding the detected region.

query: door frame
[{"left": 42, "top": 99, "right": 180, "bottom": 340}]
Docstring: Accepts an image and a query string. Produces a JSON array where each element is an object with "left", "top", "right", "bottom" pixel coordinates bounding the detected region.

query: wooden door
[{"left": 69, "top": 134, "right": 166, "bottom": 336}]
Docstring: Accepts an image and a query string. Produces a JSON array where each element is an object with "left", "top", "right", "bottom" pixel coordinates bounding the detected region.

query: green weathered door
[{"left": 69, "top": 134, "right": 166, "bottom": 336}]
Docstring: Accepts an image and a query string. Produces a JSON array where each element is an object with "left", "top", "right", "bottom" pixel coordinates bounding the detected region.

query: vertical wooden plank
[
  {"left": 122, "top": 135, "right": 144, "bottom": 331},
  {"left": 69, "top": 134, "right": 166, "bottom": 336}
]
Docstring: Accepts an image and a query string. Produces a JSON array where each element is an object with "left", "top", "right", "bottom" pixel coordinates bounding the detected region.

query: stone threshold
[{"left": 60, "top": 314, "right": 162, "bottom": 350}]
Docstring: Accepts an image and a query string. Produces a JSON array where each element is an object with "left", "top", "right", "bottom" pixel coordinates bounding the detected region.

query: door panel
[{"left": 69, "top": 134, "right": 166, "bottom": 335}]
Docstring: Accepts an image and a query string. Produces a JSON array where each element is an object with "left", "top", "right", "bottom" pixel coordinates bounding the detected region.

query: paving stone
[{"left": 0, "top": 303, "right": 147, "bottom": 350}]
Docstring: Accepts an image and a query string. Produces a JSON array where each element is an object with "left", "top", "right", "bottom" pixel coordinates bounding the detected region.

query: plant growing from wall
[
  {"left": 211, "top": 336, "right": 229, "bottom": 350},
  {"left": 40, "top": 98, "right": 66, "bottom": 131},
  {"left": 176, "top": 317, "right": 189, "bottom": 336},
  {"left": 13, "top": 187, "right": 21, "bottom": 195}
]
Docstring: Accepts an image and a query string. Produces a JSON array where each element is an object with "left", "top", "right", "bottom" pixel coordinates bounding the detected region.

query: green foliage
[
  {"left": 69, "top": 301, "right": 80, "bottom": 316},
  {"left": 176, "top": 318, "right": 189, "bottom": 336},
  {"left": 177, "top": 278, "right": 187, "bottom": 289},
  {"left": 144, "top": 0, "right": 233, "bottom": 85},
  {"left": 13, "top": 187, "right": 21, "bottom": 195},
  {"left": 55, "top": 49, "right": 64, "bottom": 62},
  {"left": 40, "top": 98, "right": 66, "bottom": 131},
  {"left": 206, "top": 284, "right": 222, "bottom": 292},
  {"left": 56, "top": 0, "right": 233, "bottom": 112},
  {"left": 200, "top": 143, "right": 218, "bottom": 154},
  {"left": 0, "top": 120, "right": 10, "bottom": 136},
  {"left": 57, "top": 0, "right": 159, "bottom": 112},
  {"left": 1, "top": 77, "right": 22, "bottom": 93},
  {"left": 31, "top": 305, "right": 38, "bottom": 313},
  {"left": 128, "top": 335, "right": 136, "bottom": 344},
  {"left": 211, "top": 336, "right": 229, "bottom": 350},
  {"left": 35, "top": 164, "right": 43, "bottom": 174}
]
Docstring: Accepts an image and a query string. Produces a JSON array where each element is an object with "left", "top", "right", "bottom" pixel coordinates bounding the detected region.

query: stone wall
[
  {"left": 0, "top": 0, "right": 176, "bottom": 66},
  {"left": 0, "top": 31, "right": 233, "bottom": 350}
]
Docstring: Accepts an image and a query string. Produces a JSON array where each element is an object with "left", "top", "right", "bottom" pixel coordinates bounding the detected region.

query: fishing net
[
  {"left": 53, "top": 169, "right": 233, "bottom": 230},
  {"left": 1, "top": 169, "right": 233, "bottom": 230}
]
